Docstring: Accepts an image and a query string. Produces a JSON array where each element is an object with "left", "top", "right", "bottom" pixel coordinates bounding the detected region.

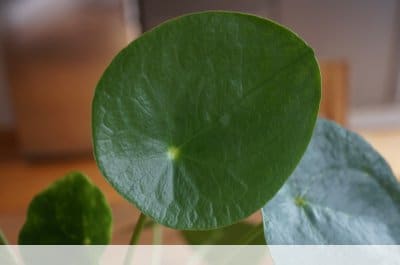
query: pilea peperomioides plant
[{"left": 2, "top": 11, "right": 399, "bottom": 249}]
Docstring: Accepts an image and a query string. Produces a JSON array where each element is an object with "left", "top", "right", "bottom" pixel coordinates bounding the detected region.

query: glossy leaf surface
[
  {"left": 93, "top": 11, "right": 320, "bottom": 229},
  {"left": 19, "top": 172, "right": 112, "bottom": 244},
  {"left": 262, "top": 119, "right": 400, "bottom": 244},
  {"left": 182, "top": 222, "right": 265, "bottom": 245}
]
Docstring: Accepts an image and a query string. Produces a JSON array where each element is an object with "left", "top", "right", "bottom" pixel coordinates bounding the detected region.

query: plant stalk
[
  {"left": 129, "top": 212, "right": 147, "bottom": 245},
  {"left": 152, "top": 223, "right": 163, "bottom": 245},
  {"left": 151, "top": 224, "right": 163, "bottom": 265},
  {"left": 238, "top": 222, "right": 264, "bottom": 245},
  {"left": 124, "top": 212, "right": 147, "bottom": 265}
]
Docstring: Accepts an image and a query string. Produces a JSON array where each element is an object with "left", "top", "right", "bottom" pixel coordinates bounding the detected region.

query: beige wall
[{"left": 280, "top": 0, "right": 398, "bottom": 107}]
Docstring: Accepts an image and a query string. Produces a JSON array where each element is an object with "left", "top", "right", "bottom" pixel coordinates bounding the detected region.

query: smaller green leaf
[
  {"left": 262, "top": 119, "right": 400, "bottom": 244},
  {"left": 0, "top": 229, "right": 7, "bottom": 245},
  {"left": 182, "top": 222, "right": 265, "bottom": 245},
  {"left": 18, "top": 172, "right": 112, "bottom": 245}
]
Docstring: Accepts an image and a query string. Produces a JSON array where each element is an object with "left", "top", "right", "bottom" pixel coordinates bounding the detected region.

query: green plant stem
[
  {"left": 237, "top": 222, "right": 264, "bottom": 244},
  {"left": 218, "top": 223, "right": 265, "bottom": 265},
  {"left": 152, "top": 223, "right": 163, "bottom": 245},
  {"left": 0, "top": 229, "right": 8, "bottom": 245},
  {"left": 151, "top": 224, "right": 163, "bottom": 265},
  {"left": 124, "top": 212, "right": 147, "bottom": 265},
  {"left": 129, "top": 212, "right": 147, "bottom": 245}
]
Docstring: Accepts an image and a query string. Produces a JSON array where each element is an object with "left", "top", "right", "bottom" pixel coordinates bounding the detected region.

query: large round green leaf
[
  {"left": 92, "top": 11, "right": 320, "bottom": 229},
  {"left": 262, "top": 119, "right": 400, "bottom": 244},
  {"left": 19, "top": 172, "right": 112, "bottom": 244}
]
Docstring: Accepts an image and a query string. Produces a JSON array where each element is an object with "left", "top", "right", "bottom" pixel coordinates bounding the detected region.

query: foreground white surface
[{"left": 1, "top": 245, "right": 400, "bottom": 265}]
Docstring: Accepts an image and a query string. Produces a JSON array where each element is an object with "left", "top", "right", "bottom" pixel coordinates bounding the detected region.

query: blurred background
[{"left": 0, "top": 0, "right": 399, "bottom": 244}]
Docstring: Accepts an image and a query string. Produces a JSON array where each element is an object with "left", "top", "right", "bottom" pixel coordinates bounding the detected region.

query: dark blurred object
[
  {"left": 139, "top": 0, "right": 280, "bottom": 30},
  {"left": 320, "top": 61, "right": 348, "bottom": 125},
  {"left": 2, "top": 0, "right": 130, "bottom": 157}
]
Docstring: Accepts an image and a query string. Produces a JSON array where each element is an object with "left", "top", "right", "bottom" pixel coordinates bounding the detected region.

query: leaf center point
[
  {"left": 167, "top": 146, "right": 180, "bottom": 160},
  {"left": 294, "top": 196, "right": 307, "bottom": 207}
]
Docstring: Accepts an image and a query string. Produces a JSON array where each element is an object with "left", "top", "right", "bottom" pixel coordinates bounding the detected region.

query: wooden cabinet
[{"left": 5, "top": 7, "right": 129, "bottom": 157}]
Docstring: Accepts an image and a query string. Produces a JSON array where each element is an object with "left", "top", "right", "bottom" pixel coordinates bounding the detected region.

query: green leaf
[
  {"left": 182, "top": 221, "right": 265, "bottom": 245},
  {"left": 262, "top": 119, "right": 400, "bottom": 244},
  {"left": 18, "top": 172, "right": 112, "bottom": 244},
  {"left": 0, "top": 229, "right": 7, "bottom": 245},
  {"left": 92, "top": 11, "right": 320, "bottom": 229}
]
